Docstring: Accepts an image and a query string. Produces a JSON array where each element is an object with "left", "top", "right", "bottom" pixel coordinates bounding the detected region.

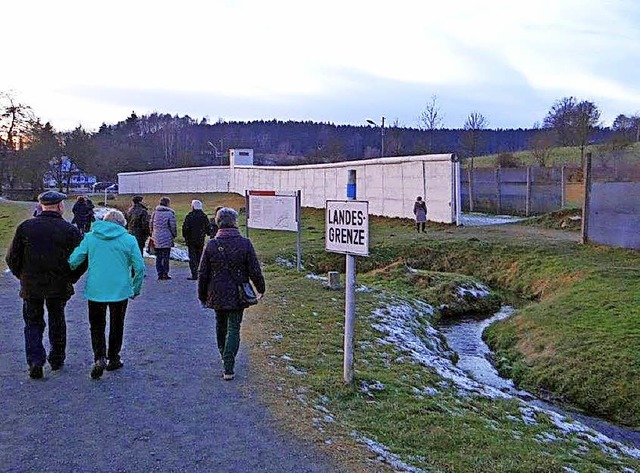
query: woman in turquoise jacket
[{"left": 69, "top": 209, "right": 145, "bottom": 379}]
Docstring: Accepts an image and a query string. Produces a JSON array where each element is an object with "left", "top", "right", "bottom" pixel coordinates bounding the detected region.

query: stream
[{"left": 438, "top": 308, "right": 640, "bottom": 449}]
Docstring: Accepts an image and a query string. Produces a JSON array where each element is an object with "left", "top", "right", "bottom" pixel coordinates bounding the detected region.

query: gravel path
[{"left": 0, "top": 262, "right": 344, "bottom": 473}]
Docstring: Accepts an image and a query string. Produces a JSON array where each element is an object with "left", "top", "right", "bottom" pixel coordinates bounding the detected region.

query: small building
[{"left": 230, "top": 149, "right": 254, "bottom": 166}]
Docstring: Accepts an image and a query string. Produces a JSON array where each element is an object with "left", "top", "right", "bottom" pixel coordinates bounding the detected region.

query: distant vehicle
[{"left": 106, "top": 184, "right": 118, "bottom": 193}]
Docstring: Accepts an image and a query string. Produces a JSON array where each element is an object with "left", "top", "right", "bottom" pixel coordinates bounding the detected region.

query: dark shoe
[
  {"left": 106, "top": 359, "right": 124, "bottom": 371},
  {"left": 90, "top": 358, "right": 107, "bottom": 379},
  {"left": 49, "top": 361, "right": 64, "bottom": 371},
  {"left": 29, "top": 366, "right": 44, "bottom": 380},
  {"left": 164, "top": 275, "right": 172, "bottom": 280},
  {"left": 186, "top": 276, "right": 198, "bottom": 280}
]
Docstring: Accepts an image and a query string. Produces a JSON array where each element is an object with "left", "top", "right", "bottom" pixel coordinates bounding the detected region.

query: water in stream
[{"left": 438, "top": 307, "right": 640, "bottom": 449}]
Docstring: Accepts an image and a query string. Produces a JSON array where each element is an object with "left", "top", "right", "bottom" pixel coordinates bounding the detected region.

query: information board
[
  {"left": 247, "top": 190, "right": 298, "bottom": 232},
  {"left": 325, "top": 200, "right": 369, "bottom": 256}
]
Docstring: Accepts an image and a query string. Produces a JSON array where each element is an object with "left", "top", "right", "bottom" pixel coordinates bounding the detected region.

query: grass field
[
  {"left": 2, "top": 194, "right": 638, "bottom": 471},
  {"left": 472, "top": 142, "right": 640, "bottom": 168}
]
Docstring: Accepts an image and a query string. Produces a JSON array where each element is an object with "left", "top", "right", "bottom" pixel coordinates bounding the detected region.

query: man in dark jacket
[
  {"left": 5, "top": 191, "right": 84, "bottom": 379},
  {"left": 126, "top": 195, "right": 150, "bottom": 255},
  {"left": 182, "top": 199, "right": 211, "bottom": 280}
]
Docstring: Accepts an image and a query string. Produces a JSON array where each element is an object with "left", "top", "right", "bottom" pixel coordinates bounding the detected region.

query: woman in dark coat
[
  {"left": 71, "top": 195, "right": 95, "bottom": 233},
  {"left": 413, "top": 196, "right": 427, "bottom": 233},
  {"left": 198, "top": 207, "right": 265, "bottom": 380}
]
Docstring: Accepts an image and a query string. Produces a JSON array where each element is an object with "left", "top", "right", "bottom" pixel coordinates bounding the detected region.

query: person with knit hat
[{"left": 126, "top": 195, "right": 150, "bottom": 255}]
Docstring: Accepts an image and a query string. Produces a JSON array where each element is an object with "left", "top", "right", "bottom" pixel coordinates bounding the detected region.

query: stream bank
[{"left": 438, "top": 308, "right": 640, "bottom": 449}]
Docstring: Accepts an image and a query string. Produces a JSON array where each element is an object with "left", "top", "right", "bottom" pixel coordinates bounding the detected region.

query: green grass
[
  {"left": 0, "top": 200, "right": 37, "bottom": 271},
  {"left": 2, "top": 194, "right": 638, "bottom": 471},
  {"left": 472, "top": 142, "right": 640, "bottom": 168}
]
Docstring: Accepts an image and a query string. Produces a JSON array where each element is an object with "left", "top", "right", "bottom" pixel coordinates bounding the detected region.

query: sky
[{"left": 4, "top": 0, "right": 640, "bottom": 132}]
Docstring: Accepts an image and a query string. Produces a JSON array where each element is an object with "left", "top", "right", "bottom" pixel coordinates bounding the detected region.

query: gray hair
[
  {"left": 191, "top": 199, "right": 203, "bottom": 210},
  {"left": 216, "top": 207, "right": 238, "bottom": 228},
  {"left": 103, "top": 209, "right": 127, "bottom": 227}
]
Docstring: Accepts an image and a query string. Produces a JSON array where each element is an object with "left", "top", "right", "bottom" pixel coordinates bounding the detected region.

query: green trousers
[{"left": 215, "top": 309, "right": 243, "bottom": 375}]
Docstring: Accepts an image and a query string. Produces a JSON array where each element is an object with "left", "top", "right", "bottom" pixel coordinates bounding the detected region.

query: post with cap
[{"left": 344, "top": 169, "right": 357, "bottom": 384}]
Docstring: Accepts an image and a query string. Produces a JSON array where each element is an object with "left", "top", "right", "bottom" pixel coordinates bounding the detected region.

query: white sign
[
  {"left": 247, "top": 190, "right": 298, "bottom": 232},
  {"left": 325, "top": 200, "right": 369, "bottom": 256}
]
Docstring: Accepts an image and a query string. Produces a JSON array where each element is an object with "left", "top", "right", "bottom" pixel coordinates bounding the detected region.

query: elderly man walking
[
  {"left": 5, "top": 191, "right": 84, "bottom": 379},
  {"left": 182, "top": 199, "right": 211, "bottom": 280},
  {"left": 150, "top": 196, "right": 177, "bottom": 280}
]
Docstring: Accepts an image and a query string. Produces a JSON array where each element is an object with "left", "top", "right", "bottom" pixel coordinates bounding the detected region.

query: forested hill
[{"left": 88, "top": 113, "right": 615, "bottom": 179}]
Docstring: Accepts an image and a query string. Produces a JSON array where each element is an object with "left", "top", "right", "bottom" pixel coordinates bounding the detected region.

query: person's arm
[
  {"left": 169, "top": 213, "right": 177, "bottom": 238},
  {"left": 182, "top": 215, "right": 189, "bottom": 242},
  {"left": 5, "top": 227, "right": 24, "bottom": 278},
  {"left": 68, "top": 236, "right": 88, "bottom": 270},
  {"left": 197, "top": 243, "right": 212, "bottom": 305},
  {"left": 129, "top": 237, "right": 146, "bottom": 297},
  {"left": 246, "top": 242, "right": 266, "bottom": 296}
]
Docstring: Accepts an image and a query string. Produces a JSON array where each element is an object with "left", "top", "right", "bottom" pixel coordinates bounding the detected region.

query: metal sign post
[{"left": 325, "top": 170, "right": 369, "bottom": 385}]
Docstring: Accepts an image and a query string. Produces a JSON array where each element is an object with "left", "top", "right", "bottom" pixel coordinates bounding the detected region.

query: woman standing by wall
[
  {"left": 198, "top": 208, "right": 265, "bottom": 380},
  {"left": 413, "top": 196, "right": 427, "bottom": 233}
]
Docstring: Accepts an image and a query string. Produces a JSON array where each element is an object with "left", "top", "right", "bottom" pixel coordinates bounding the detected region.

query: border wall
[
  {"left": 118, "top": 154, "right": 460, "bottom": 224},
  {"left": 585, "top": 162, "right": 640, "bottom": 250}
]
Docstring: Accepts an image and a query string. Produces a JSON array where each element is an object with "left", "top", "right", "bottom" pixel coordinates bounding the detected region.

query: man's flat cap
[{"left": 38, "top": 191, "right": 67, "bottom": 205}]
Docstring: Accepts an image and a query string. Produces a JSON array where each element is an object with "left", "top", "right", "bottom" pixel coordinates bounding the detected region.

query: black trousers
[
  {"left": 134, "top": 235, "right": 147, "bottom": 256},
  {"left": 88, "top": 300, "right": 128, "bottom": 362},
  {"left": 23, "top": 297, "right": 67, "bottom": 368},
  {"left": 187, "top": 243, "right": 204, "bottom": 278}
]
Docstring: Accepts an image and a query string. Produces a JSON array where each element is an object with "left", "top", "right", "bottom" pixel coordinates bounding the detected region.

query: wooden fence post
[
  {"left": 496, "top": 167, "right": 502, "bottom": 214},
  {"left": 525, "top": 166, "right": 532, "bottom": 217},
  {"left": 581, "top": 152, "right": 592, "bottom": 244},
  {"left": 561, "top": 165, "right": 566, "bottom": 209}
]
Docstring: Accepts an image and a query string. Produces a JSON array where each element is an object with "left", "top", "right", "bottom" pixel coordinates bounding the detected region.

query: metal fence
[{"left": 461, "top": 166, "right": 579, "bottom": 216}]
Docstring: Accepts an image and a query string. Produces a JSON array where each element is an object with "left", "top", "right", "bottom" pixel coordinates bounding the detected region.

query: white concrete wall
[{"left": 118, "top": 154, "right": 458, "bottom": 223}]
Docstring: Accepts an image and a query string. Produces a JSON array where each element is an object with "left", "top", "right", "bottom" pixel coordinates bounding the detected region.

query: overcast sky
[{"left": 4, "top": 0, "right": 640, "bottom": 132}]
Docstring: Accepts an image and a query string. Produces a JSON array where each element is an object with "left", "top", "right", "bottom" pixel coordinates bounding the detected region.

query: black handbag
[{"left": 239, "top": 282, "right": 258, "bottom": 307}]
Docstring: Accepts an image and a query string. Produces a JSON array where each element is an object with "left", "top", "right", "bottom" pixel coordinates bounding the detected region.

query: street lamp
[
  {"left": 366, "top": 116, "right": 385, "bottom": 157},
  {"left": 207, "top": 141, "right": 222, "bottom": 165}
]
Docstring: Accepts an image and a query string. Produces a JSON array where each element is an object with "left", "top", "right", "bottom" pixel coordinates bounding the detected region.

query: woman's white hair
[
  {"left": 216, "top": 207, "right": 238, "bottom": 228},
  {"left": 103, "top": 209, "right": 127, "bottom": 227},
  {"left": 191, "top": 199, "right": 203, "bottom": 210}
]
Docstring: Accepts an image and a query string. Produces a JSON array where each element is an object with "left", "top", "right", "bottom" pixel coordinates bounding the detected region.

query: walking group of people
[{"left": 6, "top": 191, "right": 265, "bottom": 382}]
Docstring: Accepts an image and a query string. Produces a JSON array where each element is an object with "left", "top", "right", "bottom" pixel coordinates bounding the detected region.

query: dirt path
[{"left": 0, "top": 262, "right": 346, "bottom": 472}]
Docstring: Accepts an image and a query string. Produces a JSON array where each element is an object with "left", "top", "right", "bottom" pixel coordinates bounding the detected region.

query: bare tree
[
  {"left": 529, "top": 128, "right": 555, "bottom": 167},
  {"left": 461, "top": 112, "right": 488, "bottom": 212},
  {"left": 0, "top": 91, "right": 35, "bottom": 192},
  {"left": 418, "top": 95, "right": 444, "bottom": 153},
  {"left": 543, "top": 96, "right": 601, "bottom": 166}
]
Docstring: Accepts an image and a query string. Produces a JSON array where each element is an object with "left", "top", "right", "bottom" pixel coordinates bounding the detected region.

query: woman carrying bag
[{"left": 198, "top": 207, "right": 265, "bottom": 380}]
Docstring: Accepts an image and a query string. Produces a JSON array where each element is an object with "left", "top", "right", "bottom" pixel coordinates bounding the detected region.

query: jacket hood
[
  {"left": 155, "top": 205, "right": 174, "bottom": 212},
  {"left": 91, "top": 219, "right": 128, "bottom": 240}
]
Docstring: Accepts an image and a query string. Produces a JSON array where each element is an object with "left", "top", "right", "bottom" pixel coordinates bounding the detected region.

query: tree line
[{"left": 1, "top": 91, "right": 637, "bottom": 194}]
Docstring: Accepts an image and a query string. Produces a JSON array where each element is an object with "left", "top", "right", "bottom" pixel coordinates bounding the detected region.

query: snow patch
[{"left": 352, "top": 433, "right": 428, "bottom": 473}]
